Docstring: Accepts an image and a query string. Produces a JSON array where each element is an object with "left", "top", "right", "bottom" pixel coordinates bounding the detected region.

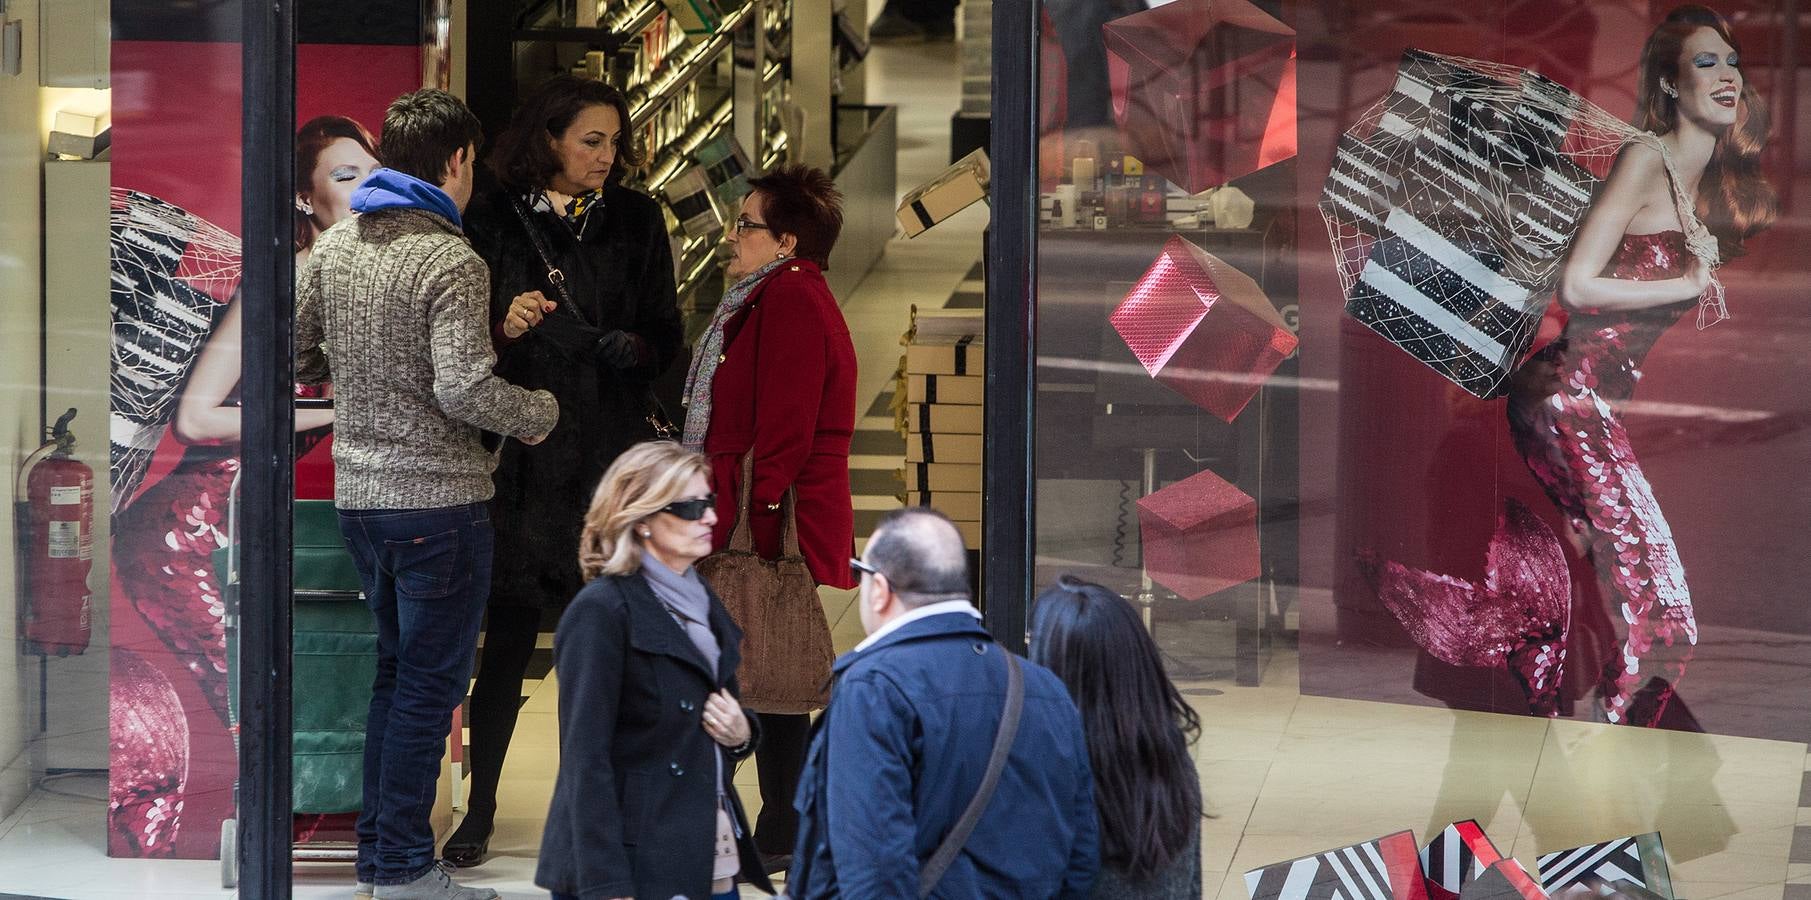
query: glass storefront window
[
  {"left": 4, "top": 1, "right": 426, "bottom": 894},
  {"left": 1027, "top": 0, "right": 1811, "bottom": 896}
]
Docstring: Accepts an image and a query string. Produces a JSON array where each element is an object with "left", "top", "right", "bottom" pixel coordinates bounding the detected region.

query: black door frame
[
  {"left": 240, "top": 0, "right": 298, "bottom": 894},
  {"left": 983, "top": 1, "right": 1038, "bottom": 653}
]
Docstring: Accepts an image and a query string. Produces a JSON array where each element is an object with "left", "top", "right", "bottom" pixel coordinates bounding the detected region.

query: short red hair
[{"left": 746, "top": 164, "right": 843, "bottom": 268}]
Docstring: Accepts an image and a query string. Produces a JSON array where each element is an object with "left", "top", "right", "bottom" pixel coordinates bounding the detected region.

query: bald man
[{"left": 785, "top": 508, "right": 1100, "bottom": 898}]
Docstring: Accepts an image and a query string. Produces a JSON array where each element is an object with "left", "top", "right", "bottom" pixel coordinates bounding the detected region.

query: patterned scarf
[
  {"left": 524, "top": 187, "right": 606, "bottom": 227},
  {"left": 682, "top": 257, "right": 789, "bottom": 449}
]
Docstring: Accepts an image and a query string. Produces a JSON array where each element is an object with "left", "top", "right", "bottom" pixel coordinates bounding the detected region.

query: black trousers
[
  {"left": 883, "top": 0, "right": 958, "bottom": 22},
  {"left": 463, "top": 604, "right": 543, "bottom": 816},
  {"left": 752, "top": 712, "right": 811, "bottom": 856}
]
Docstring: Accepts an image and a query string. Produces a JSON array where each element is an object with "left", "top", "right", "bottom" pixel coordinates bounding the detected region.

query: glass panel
[
  {"left": 4, "top": 2, "right": 430, "bottom": 892},
  {"left": 1033, "top": 0, "right": 1810, "bottom": 894},
  {"left": 1, "top": 0, "right": 249, "bottom": 889}
]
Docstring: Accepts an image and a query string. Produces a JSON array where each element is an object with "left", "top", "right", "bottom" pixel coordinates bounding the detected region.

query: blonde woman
[{"left": 536, "top": 441, "right": 775, "bottom": 900}]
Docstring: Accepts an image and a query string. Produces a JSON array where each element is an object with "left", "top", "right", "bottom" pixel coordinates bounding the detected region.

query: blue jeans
[{"left": 338, "top": 503, "right": 493, "bottom": 886}]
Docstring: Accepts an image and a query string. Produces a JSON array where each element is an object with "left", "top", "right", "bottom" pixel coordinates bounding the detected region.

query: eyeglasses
[
  {"left": 733, "top": 216, "right": 772, "bottom": 236},
  {"left": 658, "top": 495, "right": 716, "bottom": 521},
  {"left": 849, "top": 557, "right": 880, "bottom": 582}
]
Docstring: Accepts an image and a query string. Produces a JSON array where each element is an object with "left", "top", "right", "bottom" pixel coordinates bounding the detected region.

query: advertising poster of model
[
  {"left": 1293, "top": 0, "right": 1809, "bottom": 744},
  {"left": 107, "top": 0, "right": 422, "bottom": 859}
]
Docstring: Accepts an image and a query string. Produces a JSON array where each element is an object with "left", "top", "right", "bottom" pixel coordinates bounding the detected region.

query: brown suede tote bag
[{"left": 697, "top": 451, "right": 834, "bottom": 714}]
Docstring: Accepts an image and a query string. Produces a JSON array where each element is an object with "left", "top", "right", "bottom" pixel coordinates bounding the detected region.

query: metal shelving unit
[{"left": 499, "top": 0, "right": 891, "bottom": 304}]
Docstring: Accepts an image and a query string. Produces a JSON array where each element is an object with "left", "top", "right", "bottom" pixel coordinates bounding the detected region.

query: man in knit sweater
[{"left": 296, "top": 89, "right": 557, "bottom": 900}]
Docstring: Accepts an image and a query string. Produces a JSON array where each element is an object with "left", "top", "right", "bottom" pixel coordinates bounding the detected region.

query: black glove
[
  {"left": 533, "top": 314, "right": 602, "bottom": 363},
  {"left": 595, "top": 329, "right": 644, "bottom": 370}
]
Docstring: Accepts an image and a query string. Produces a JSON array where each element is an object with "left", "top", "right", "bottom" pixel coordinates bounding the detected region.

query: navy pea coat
[{"left": 536, "top": 572, "right": 776, "bottom": 899}]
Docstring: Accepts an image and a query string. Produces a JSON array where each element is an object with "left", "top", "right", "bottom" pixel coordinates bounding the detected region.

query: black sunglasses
[
  {"left": 850, "top": 557, "right": 880, "bottom": 582},
  {"left": 659, "top": 495, "right": 716, "bottom": 521}
]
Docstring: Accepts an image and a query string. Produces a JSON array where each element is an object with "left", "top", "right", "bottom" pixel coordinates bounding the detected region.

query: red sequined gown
[{"left": 1508, "top": 230, "right": 1699, "bottom": 725}]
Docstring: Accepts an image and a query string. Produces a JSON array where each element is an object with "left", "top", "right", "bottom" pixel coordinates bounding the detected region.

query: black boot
[{"left": 442, "top": 806, "right": 494, "bottom": 868}]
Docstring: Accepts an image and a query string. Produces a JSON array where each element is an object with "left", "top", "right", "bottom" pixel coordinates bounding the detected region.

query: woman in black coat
[
  {"left": 451, "top": 74, "right": 684, "bottom": 864},
  {"left": 538, "top": 441, "right": 774, "bottom": 900}
]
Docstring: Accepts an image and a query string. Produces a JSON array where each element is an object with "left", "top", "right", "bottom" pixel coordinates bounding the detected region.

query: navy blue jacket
[{"left": 787, "top": 613, "right": 1100, "bottom": 898}]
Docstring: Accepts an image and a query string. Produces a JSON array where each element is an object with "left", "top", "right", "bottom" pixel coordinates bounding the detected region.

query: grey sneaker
[
  {"left": 355, "top": 882, "right": 373, "bottom": 898},
  {"left": 372, "top": 862, "right": 499, "bottom": 900}
]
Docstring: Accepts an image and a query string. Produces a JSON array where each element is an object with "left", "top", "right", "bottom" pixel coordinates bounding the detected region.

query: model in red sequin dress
[{"left": 1509, "top": 231, "right": 1699, "bottom": 725}]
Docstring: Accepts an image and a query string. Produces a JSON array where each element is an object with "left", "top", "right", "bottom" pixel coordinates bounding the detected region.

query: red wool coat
[{"left": 705, "top": 260, "right": 859, "bottom": 589}]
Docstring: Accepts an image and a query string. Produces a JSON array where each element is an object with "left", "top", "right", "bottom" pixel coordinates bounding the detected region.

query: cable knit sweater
[{"left": 296, "top": 207, "right": 558, "bottom": 510}]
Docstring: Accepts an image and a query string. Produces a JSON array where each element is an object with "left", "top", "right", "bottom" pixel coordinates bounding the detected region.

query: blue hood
[{"left": 350, "top": 167, "right": 463, "bottom": 229}]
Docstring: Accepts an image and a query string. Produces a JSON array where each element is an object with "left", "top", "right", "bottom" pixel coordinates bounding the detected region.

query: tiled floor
[{"left": 5, "top": 642, "right": 1809, "bottom": 899}]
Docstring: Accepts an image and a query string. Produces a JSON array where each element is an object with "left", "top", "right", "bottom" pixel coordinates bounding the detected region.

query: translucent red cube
[
  {"left": 1136, "top": 467, "right": 1259, "bottom": 602},
  {"left": 1109, "top": 235, "right": 1297, "bottom": 422},
  {"left": 1103, "top": 0, "right": 1297, "bottom": 192}
]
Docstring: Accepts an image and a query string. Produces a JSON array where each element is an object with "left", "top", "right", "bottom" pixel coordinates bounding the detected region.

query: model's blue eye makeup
[
  {"left": 1728, "top": 52, "right": 1740, "bottom": 68},
  {"left": 329, "top": 165, "right": 361, "bottom": 183},
  {"left": 1693, "top": 52, "right": 1717, "bottom": 68}
]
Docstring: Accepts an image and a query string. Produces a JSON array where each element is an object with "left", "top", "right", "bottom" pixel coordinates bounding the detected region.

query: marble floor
[{"left": 8, "top": 620, "right": 1809, "bottom": 900}]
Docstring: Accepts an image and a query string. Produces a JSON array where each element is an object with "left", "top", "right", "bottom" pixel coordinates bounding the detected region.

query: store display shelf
[
  {"left": 643, "top": 94, "right": 736, "bottom": 196},
  {"left": 629, "top": 3, "right": 755, "bottom": 129},
  {"left": 762, "top": 133, "right": 789, "bottom": 170},
  {"left": 512, "top": 0, "right": 664, "bottom": 52},
  {"left": 675, "top": 232, "right": 724, "bottom": 299},
  {"left": 763, "top": 60, "right": 785, "bottom": 90}
]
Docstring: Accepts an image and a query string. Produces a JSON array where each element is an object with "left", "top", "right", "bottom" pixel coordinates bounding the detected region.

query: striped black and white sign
[
  {"left": 1245, "top": 831, "right": 1419, "bottom": 900},
  {"left": 1421, "top": 820, "right": 1498, "bottom": 900},
  {"left": 1462, "top": 860, "right": 1548, "bottom": 900},
  {"left": 1537, "top": 835, "right": 1661, "bottom": 894}
]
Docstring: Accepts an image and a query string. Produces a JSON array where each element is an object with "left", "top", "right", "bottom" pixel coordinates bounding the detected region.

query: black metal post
[
  {"left": 465, "top": 0, "right": 518, "bottom": 182},
  {"left": 982, "top": 0, "right": 1038, "bottom": 653},
  {"left": 241, "top": 0, "right": 297, "bottom": 894}
]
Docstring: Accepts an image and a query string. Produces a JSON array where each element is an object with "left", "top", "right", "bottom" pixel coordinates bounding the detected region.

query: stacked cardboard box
[
  {"left": 897, "top": 149, "right": 989, "bottom": 238},
  {"left": 900, "top": 312, "right": 984, "bottom": 548}
]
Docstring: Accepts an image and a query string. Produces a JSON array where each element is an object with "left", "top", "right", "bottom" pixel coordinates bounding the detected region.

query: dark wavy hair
[
  {"left": 1635, "top": 5, "right": 1777, "bottom": 257},
  {"left": 380, "top": 89, "right": 485, "bottom": 186},
  {"left": 1030, "top": 576, "right": 1202, "bottom": 881},
  {"left": 487, "top": 75, "right": 644, "bottom": 192},
  {"left": 294, "top": 115, "right": 377, "bottom": 252},
  {"left": 746, "top": 164, "right": 843, "bottom": 268}
]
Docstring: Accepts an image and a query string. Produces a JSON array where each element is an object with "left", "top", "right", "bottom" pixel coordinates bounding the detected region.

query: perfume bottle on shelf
[
  {"left": 1105, "top": 182, "right": 1129, "bottom": 227},
  {"left": 1137, "top": 176, "right": 1165, "bottom": 225}
]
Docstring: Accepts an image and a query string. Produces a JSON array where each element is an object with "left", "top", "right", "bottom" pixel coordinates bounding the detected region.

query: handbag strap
[
  {"left": 507, "top": 195, "right": 595, "bottom": 328},
  {"left": 728, "top": 449, "right": 803, "bottom": 558},
  {"left": 918, "top": 650, "right": 1024, "bottom": 898},
  {"left": 725, "top": 285, "right": 804, "bottom": 560}
]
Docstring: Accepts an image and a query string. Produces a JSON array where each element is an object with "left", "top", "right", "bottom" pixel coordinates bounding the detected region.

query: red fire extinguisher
[{"left": 15, "top": 408, "right": 93, "bottom": 657}]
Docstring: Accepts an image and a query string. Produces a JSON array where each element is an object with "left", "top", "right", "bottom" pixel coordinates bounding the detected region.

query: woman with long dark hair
[
  {"left": 1509, "top": 4, "right": 1776, "bottom": 726},
  {"left": 1030, "top": 577, "right": 1203, "bottom": 898},
  {"left": 450, "top": 74, "right": 684, "bottom": 865}
]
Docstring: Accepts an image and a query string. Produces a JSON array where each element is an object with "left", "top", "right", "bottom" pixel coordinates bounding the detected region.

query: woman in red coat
[{"left": 681, "top": 164, "right": 857, "bottom": 872}]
